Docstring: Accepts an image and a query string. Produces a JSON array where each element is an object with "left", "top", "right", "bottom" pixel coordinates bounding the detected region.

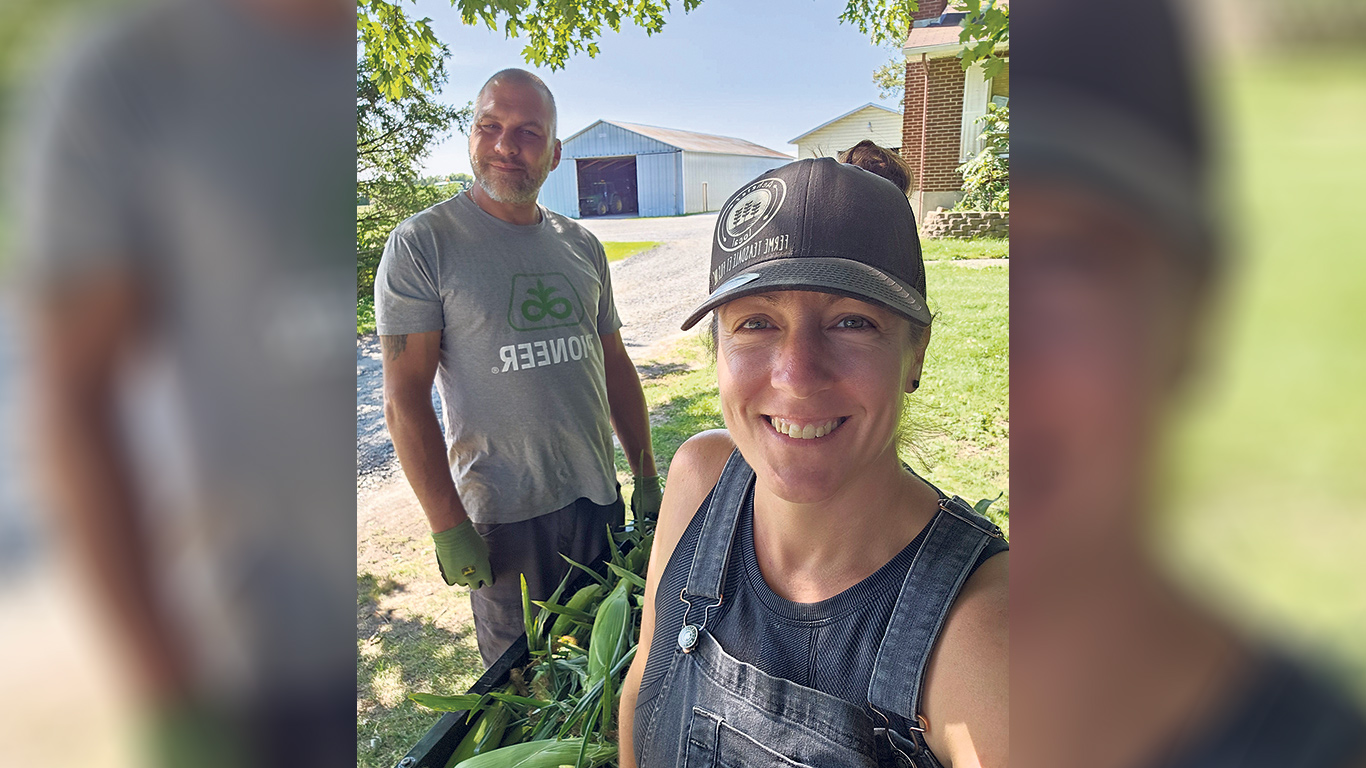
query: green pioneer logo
[{"left": 507, "top": 273, "right": 586, "bottom": 331}]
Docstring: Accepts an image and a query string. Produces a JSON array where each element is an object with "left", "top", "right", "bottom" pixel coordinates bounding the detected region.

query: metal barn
[{"left": 539, "top": 120, "right": 792, "bottom": 219}]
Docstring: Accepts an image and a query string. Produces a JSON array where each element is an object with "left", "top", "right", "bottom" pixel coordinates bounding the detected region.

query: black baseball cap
[{"left": 680, "top": 157, "right": 930, "bottom": 331}]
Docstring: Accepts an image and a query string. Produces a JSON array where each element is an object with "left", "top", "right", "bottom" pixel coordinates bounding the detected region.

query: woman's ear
[{"left": 905, "top": 324, "right": 932, "bottom": 394}]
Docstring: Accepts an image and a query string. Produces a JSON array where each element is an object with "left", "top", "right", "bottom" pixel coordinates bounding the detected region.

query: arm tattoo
[{"left": 381, "top": 334, "right": 408, "bottom": 362}]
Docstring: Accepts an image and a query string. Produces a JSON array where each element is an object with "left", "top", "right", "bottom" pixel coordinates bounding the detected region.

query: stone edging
[{"left": 920, "top": 209, "right": 1008, "bottom": 239}]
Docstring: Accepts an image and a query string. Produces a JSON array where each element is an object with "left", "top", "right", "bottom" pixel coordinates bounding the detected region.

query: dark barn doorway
[{"left": 576, "top": 156, "right": 639, "bottom": 217}]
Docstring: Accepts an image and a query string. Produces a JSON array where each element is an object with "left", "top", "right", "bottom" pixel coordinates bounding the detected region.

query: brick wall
[
  {"left": 901, "top": 56, "right": 966, "bottom": 194},
  {"left": 913, "top": 0, "right": 948, "bottom": 21}
]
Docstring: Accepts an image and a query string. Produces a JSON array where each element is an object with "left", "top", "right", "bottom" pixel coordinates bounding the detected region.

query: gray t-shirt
[{"left": 375, "top": 191, "right": 622, "bottom": 524}]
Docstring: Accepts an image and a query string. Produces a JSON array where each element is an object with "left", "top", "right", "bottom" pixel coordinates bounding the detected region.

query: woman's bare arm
[{"left": 921, "top": 551, "right": 1010, "bottom": 768}]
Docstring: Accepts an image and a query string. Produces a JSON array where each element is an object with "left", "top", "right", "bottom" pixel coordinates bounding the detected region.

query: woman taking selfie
[{"left": 619, "top": 157, "right": 1008, "bottom": 768}]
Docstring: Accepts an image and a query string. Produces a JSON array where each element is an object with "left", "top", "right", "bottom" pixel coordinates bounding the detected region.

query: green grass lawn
[
  {"left": 603, "top": 241, "right": 662, "bottom": 263},
  {"left": 357, "top": 573, "right": 485, "bottom": 766},
  {"left": 358, "top": 293, "right": 376, "bottom": 336},
  {"left": 1162, "top": 53, "right": 1366, "bottom": 699},
  {"left": 921, "top": 236, "right": 1008, "bottom": 261}
]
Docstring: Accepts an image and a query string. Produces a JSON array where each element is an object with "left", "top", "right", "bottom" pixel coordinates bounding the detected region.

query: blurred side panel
[
  {"left": 1171, "top": 0, "right": 1366, "bottom": 703},
  {"left": 1, "top": 1, "right": 357, "bottom": 766},
  {"left": 1012, "top": 1, "right": 1366, "bottom": 766}
]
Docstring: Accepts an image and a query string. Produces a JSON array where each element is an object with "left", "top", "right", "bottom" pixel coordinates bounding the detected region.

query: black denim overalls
[{"left": 634, "top": 450, "right": 1007, "bottom": 767}]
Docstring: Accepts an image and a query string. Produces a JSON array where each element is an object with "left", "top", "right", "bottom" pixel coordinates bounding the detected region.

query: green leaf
[
  {"left": 531, "top": 600, "right": 596, "bottom": 624},
  {"left": 408, "top": 692, "right": 485, "bottom": 712},
  {"left": 487, "top": 691, "right": 554, "bottom": 710},
  {"left": 605, "top": 562, "right": 646, "bottom": 590},
  {"left": 560, "top": 553, "right": 610, "bottom": 586},
  {"left": 973, "top": 492, "right": 1004, "bottom": 516}
]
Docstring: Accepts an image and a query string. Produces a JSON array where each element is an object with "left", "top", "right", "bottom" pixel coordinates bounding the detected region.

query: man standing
[{"left": 376, "top": 69, "right": 662, "bottom": 667}]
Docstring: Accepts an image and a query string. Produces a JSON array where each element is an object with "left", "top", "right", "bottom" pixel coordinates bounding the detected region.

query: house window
[{"left": 960, "top": 62, "right": 992, "bottom": 162}]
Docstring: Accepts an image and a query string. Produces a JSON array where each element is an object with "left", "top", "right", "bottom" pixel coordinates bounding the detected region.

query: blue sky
[{"left": 416, "top": 0, "right": 904, "bottom": 176}]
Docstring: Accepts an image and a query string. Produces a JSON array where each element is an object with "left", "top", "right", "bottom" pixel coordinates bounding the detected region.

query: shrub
[{"left": 955, "top": 103, "right": 1009, "bottom": 212}]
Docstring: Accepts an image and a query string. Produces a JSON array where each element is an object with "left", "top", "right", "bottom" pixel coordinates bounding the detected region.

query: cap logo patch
[{"left": 717, "top": 178, "right": 786, "bottom": 253}]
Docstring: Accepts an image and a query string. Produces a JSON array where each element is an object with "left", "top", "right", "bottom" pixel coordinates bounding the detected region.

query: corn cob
[
  {"left": 499, "top": 719, "right": 527, "bottom": 749},
  {"left": 624, "top": 541, "right": 649, "bottom": 576},
  {"left": 587, "top": 579, "right": 631, "bottom": 684},
  {"left": 419, "top": 534, "right": 653, "bottom": 766},
  {"left": 587, "top": 578, "right": 632, "bottom": 738},
  {"left": 448, "top": 737, "right": 616, "bottom": 768},
  {"left": 444, "top": 700, "right": 510, "bottom": 768},
  {"left": 521, "top": 574, "right": 540, "bottom": 653},
  {"left": 549, "top": 583, "right": 605, "bottom": 639}
]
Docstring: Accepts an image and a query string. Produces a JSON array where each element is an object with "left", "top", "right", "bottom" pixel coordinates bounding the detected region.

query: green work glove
[
  {"left": 432, "top": 520, "right": 494, "bottom": 589},
  {"left": 631, "top": 474, "right": 663, "bottom": 521}
]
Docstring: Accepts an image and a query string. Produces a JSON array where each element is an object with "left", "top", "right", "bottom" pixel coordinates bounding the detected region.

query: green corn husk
[
  {"left": 448, "top": 737, "right": 616, "bottom": 768},
  {"left": 624, "top": 544, "right": 648, "bottom": 577},
  {"left": 550, "top": 583, "right": 605, "bottom": 638},
  {"left": 521, "top": 574, "right": 539, "bottom": 653},
  {"left": 473, "top": 702, "right": 511, "bottom": 755},
  {"left": 410, "top": 690, "right": 548, "bottom": 715},
  {"left": 530, "top": 566, "right": 576, "bottom": 650},
  {"left": 499, "top": 718, "right": 528, "bottom": 749},
  {"left": 533, "top": 601, "right": 595, "bottom": 627},
  {"left": 419, "top": 533, "right": 656, "bottom": 767},
  {"left": 624, "top": 532, "right": 653, "bottom": 575},
  {"left": 444, "top": 701, "right": 510, "bottom": 768},
  {"left": 587, "top": 580, "right": 631, "bottom": 683},
  {"left": 444, "top": 711, "right": 484, "bottom": 768}
]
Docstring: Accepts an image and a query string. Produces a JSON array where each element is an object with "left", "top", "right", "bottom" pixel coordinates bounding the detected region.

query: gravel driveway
[
  {"left": 357, "top": 212, "right": 718, "bottom": 481},
  {"left": 577, "top": 212, "right": 717, "bottom": 355}
]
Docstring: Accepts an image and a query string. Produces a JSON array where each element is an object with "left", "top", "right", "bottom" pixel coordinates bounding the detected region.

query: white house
[{"left": 788, "top": 103, "right": 903, "bottom": 160}]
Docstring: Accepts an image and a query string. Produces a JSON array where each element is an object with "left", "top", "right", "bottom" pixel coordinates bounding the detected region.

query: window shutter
[{"left": 960, "top": 62, "right": 992, "bottom": 162}]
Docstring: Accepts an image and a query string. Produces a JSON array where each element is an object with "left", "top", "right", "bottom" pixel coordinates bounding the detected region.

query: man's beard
[{"left": 471, "top": 152, "right": 553, "bottom": 205}]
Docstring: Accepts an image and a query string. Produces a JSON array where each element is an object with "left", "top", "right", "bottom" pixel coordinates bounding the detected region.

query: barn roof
[{"left": 564, "top": 120, "right": 792, "bottom": 159}]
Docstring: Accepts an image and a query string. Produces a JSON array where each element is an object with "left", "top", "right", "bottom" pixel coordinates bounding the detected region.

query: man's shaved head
[{"left": 477, "top": 68, "right": 557, "bottom": 138}]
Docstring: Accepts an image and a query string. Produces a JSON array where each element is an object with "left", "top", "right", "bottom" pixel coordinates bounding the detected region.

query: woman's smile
[{"left": 765, "top": 415, "right": 849, "bottom": 440}]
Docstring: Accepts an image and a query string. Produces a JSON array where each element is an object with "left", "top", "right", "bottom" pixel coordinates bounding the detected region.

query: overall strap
[
  {"left": 681, "top": 449, "right": 754, "bottom": 604},
  {"left": 867, "top": 496, "right": 1004, "bottom": 728}
]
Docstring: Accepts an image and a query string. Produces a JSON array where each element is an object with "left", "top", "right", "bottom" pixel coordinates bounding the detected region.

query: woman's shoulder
[
  {"left": 653, "top": 430, "right": 735, "bottom": 570},
  {"left": 670, "top": 429, "right": 736, "bottom": 483}
]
